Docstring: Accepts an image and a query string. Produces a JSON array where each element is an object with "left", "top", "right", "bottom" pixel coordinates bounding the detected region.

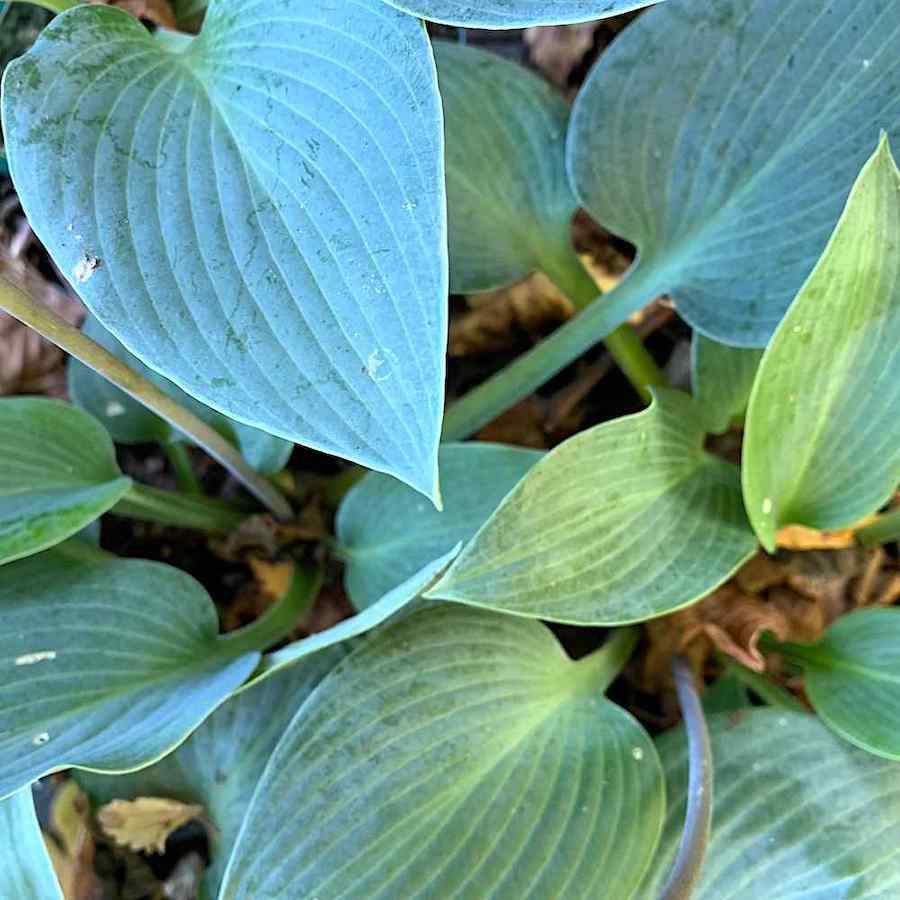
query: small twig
[
  {"left": 659, "top": 656, "right": 713, "bottom": 900},
  {"left": 0, "top": 272, "right": 292, "bottom": 520}
]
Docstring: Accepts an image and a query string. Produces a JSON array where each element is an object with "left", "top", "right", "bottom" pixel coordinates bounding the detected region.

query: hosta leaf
[
  {"left": 0, "top": 549, "right": 259, "bottom": 801},
  {"left": 68, "top": 317, "right": 292, "bottom": 474},
  {"left": 743, "top": 138, "right": 900, "bottom": 550},
  {"left": 1, "top": 788, "right": 63, "bottom": 900},
  {"left": 430, "top": 390, "right": 757, "bottom": 625},
  {"left": 80, "top": 648, "right": 343, "bottom": 900},
  {"left": 253, "top": 546, "right": 460, "bottom": 683},
  {"left": 435, "top": 40, "right": 581, "bottom": 295},
  {"left": 567, "top": 0, "right": 900, "bottom": 346},
  {"left": 0, "top": 398, "right": 131, "bottom": 565},
  {"left": 220, "top": 607, "right": 665, "bottom": 899},
  {"left": 382, "top": 0, "right": 662, "bottom": 28},
  {"left": 2, "top": 1, "right": 447, "bottom": 499},
  {"left": 336, "top": 443, "right": 540, "bottom": 610},
  {"left": 640, "top": 710, "right": 900, "bottom": 897},
  {"left": 691, "top": 335, "right": 762, "bottom": 436},
  {"left": 777, "top": 609, "right": 900, "bottom": 761}
]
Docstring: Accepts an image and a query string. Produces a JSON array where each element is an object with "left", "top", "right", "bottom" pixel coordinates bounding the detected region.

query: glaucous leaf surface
[
  {"left": 336, "top": 442, "right": 540, "bottom": 610},
  {"left": 640, "top": 710, "right": 900, "bottom": 897},
  {"left": 2, "top": 1, "right": 447, "bottom": 499},
  {"left": 81, "top": 648, "right": 344, "bottom": 899},
  {"left": 0, "top": 788, "right": 63, "bottom": 900},
  {"left": 68, "top": 317, "right": 292, "bottom": 474},
  {"left": 743, "top": 139, "right": 900, "bottom": 550},
  {"left": 382, "top": 0, "right": 662, "bottom": 28},
  {"left": 567, "top": 0, "right": 900, "bottom": 346},
  {"left": 434, "top": 41, "right": 584, "bottom": 296},
  {"left": 253, "top": 546, "right": 460, "bottom": 683},
  {"left": 0, "top": 398, "right": 131, "bottom": 565},
  {"left": 691, "top": 335, "right": 762, "bottom": 435},
  {"left": 220, "top": 606, "right": 664, "bottom": 899},
  {"left": 778, "top": 609, "right": 900, "bottom": 761},
  {"left": 0, "top": 550, "right": 258, "bottom": 801},
  {"left": 430, "top": 390, "right": 758, "bottom": 624}
]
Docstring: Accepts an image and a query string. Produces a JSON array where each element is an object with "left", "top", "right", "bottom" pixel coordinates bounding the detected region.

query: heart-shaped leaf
[
  {"left": 431, "top": 390, "right": 757, "bottom": 624},
  {"left": 3, "top": 0, "right": 447, "bottom": 499},
  {"left": 567, "top": 0, "right": 900, "bottom": 346},
  {"left": 382, "top": 0, "right": 662, "bottom": 28},
  {"left": 640, "top": 709, "right": 900, "bottom": 897},
  {"left": 0, "top": 548, "right": 259, "bottom": 801},
  {"left": 80, "top": 647, "right": 344, "bottom": 899},
  {"left": 0, "top": 398, "right": 131, "bottom": 565},
  {"left": 1, "top": 788, "right": 63, "bottom": 900},
  {"left": 253, "top": 546, "right": 460, "bottom": 684},
  {"left": 743, "top": 138, "right": 900, "bottom": 550},
  {"left": 691, "top": 335, "right": 762, "bottom": 436},
  {"left": 435, "top": 40, "right": 583, "bottom": 296},
  {"left": 220, "top": 607, "right": 665, "bottom": 899},
  {"left": 68, "top": 317, "right": 292, "bottom": 474},
  {"left": 774, "top": 608, "right": 900, "bottom": 761},
  {"left": 337, "top": 443, "right": 540, "bottom": 610}
]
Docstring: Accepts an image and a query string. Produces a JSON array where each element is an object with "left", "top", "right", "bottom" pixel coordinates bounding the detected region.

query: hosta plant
[{"left": 1, "top": 0, "right": 900, "bottom": 897}]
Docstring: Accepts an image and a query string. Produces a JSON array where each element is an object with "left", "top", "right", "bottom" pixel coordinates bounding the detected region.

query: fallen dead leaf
[
  {"left": 643, "top": 546, "right": 900, "bottom": 687},
  {"left": 44, "top": 781, "right": 104, "bottom": 900},
  {"left": 98, "top": 798, "right": 204, "bottom": 855},
  {"left": 525, "top": 24, "right": 599, "bottom": 86},
  {"left": 776, "top": 516, "right": 880, "bottom": 551}
]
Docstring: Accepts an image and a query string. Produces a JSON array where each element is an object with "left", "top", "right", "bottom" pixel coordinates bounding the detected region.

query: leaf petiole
[
  {"left": 223, "top": 564, "right": 323, "bottom": 656},
  {"left": 113, "top": 483, "right": 247, "bottom": 534},
  {"left": 574, "top": 626, "right": 640, "bottom": 694},
  {"left": 538, "top": 246, "right": 667, "bottom": 404},
  {"left": 443, "top": 260, "right": 668, "bottom": 440}
]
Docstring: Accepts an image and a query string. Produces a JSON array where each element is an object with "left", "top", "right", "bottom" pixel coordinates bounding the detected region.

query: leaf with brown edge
[{"left": 98, "top": 798, "right": 204, "bottom": 855}]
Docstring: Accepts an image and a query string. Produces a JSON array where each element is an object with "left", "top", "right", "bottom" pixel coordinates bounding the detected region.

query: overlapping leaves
[
  {"left": 567, "top": 0, "right": 900, "bottom": 346},
  {"left": 431, "top": 390, "right": 758, "bottom": 624},
  {"left": 743, "top": 138, "right": 900, "bottom": 549},
  {"left": 220, "top": 607, "right": 665, "bottom": 899},
  {"left": 3, "top": 0, "right": 447, "bottom": 498}
]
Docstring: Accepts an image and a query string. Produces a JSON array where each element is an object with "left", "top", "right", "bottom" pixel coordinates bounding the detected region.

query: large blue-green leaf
[
  {"left": 220, "top": 607, "right": 665, "bottom": 899},
  {"left": 0, "top": 549, "right": 259, "bottom": 801},
  {"left": 0, "top": 398, "right": 131, "bottom": 565},
  {"left": 434, "top": 40, "right": 582, "bottom": 296},
  {"left": 640, "top": 710, "right": 900, "bottom": 897},
  {"left": 68, "top": 317, "right": 292, "bottom": 474},
  {"left": 0, "top": 788, "right": 63, "bottom": 900},
  {"left": 336, "top": 443, "right": 540, "bottom": 610},
  {"left": 382, "top": 0, "right": 662, "bottom": 27},
  {"left": 430, "top": 390, "right": 758, "bottom": 625},
  {"left": 743, "top": 138, "right": 900, "bottom": 550},
  {"left": 2, "top": 0, "right": 447, "bottom": 499},
  {"left": 80, "top": 648, "right": 343, "bottom": 900},
  {"left": 567, "top": 0, "right": 900, "bottom": 347}
]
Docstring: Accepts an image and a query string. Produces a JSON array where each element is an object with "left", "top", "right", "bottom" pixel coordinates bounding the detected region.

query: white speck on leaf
[
  {"left": 105, "top": 401, "right": 126, "bottom": 418},
  {"left": 365, "top": 348, "right": 397, "bottom": 383},
  {"left": 32, "top": 732, "right": 50, "bottom": 746},
  {"left": 15, "top": 651, "right": 56, "bottom": 666},
  {"left": 863, "top": 58, "right": 871, "bottom": 69},
  {"left": 762, "top": 497, "right": 773, "bottom": 515},
  {"left": 73, "top": 252, "right": 101, "bottom": 284},
  {"left": 631, "top": 747, "right": 644, "bottom": 761}
]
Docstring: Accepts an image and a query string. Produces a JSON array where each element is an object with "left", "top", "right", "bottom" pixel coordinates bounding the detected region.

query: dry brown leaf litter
[{"left": 98, "top": 798, "right": 204, "bottom": 856}]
